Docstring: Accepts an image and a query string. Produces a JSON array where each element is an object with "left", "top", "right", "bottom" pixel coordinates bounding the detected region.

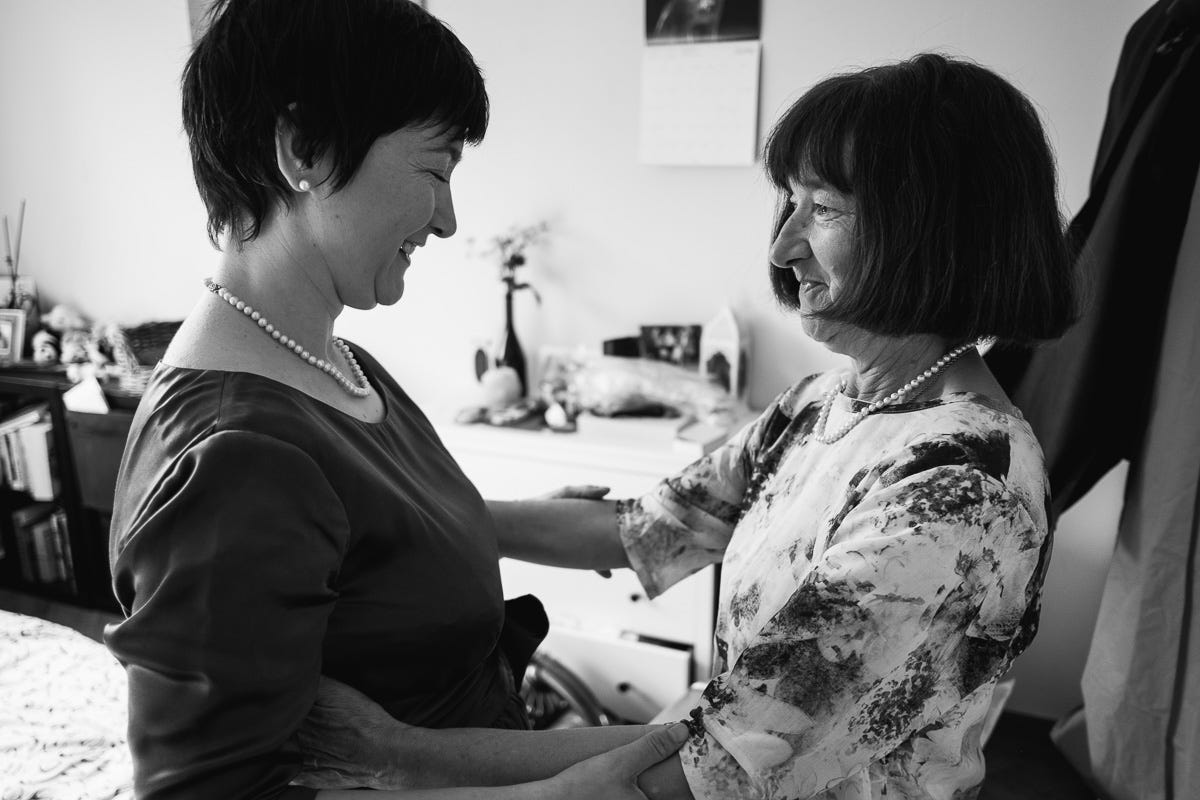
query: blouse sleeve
[
  {"left": 105, "top": 431, "right": 351, "bottom": 800},
  {"left": 679, "top": 463, "right": 1047, "bottom": 799},
  {"left": 617, "top": 391, "right": 803, "bottom": 598}
]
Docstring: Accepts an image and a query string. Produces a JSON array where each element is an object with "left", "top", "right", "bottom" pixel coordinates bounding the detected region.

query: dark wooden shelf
[{"left": 0, "top": 367, "right": 135, "bottom": 612}]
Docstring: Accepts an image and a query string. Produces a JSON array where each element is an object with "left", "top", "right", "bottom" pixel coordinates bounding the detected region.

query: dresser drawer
[{"left": 436, "top": 422, "right": 718, "bottom": 676}]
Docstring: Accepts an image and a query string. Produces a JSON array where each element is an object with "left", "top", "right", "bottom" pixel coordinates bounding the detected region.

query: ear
[{"left": 275, "top": 110, "right": 319, "bottom": 194}]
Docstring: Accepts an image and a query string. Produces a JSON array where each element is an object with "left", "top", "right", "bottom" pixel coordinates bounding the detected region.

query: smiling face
[
  {"left": 301, "top": 124, "right": 463, "bottom": 309},
  {"left": 769, "top": 177, "right": 860, "bottom": 350}
]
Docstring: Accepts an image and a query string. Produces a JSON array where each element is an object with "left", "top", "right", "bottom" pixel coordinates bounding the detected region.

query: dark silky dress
[{"left": 104, "top": 346, "right": 526, "bottom": 799}]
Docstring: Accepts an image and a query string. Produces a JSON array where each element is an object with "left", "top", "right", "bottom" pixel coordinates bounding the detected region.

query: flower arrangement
[
  {"left": 478, "top": 221, "right": 547, "bottom": 300},
  {"left": 464, "top": 222, "right": 550, "bottom": 402}
]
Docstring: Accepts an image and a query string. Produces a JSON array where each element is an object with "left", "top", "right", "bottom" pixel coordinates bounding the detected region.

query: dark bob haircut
[
  {"left": 182, "top": 0, "right": 489, "bottom": 247},
  {"left": 764, "top": 53, "right": 1077, "bottom": 344}
]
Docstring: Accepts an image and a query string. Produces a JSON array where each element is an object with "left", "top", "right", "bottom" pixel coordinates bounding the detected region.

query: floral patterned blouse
[{"left": 618, "top": 372, "right": 1052, "bottom": 800}]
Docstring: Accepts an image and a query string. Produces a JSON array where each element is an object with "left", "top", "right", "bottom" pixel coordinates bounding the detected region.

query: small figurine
[
  {"left": 31, "top": 329, "right": 59, "bottom": 364},
  {"left": 479, "top": 366, "right": 523, "bottom": 410},
  {"left": 699, "top": 306, "right": 751, "bottom": 400},
  {"left": 59, "top": 329, "right": 91, "bottom": 364},
  {"left": 42, "top": 303, "right": 90, "bottom": 334}
]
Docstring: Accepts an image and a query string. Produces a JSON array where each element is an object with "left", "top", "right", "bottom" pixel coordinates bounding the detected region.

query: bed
[{"left": 0, "top": 609, "right": 132, "bottom": 800}]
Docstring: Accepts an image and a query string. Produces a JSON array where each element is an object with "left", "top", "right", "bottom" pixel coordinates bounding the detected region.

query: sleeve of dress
[
  {"left": 105, "top": 431, "right": 350, "bottom": 800},
  {"left": 679, "top": 463, "right": 1047, "bottom": 799},
  {"left": 617, "top": 392, "right": 802, "bottom": 598}
]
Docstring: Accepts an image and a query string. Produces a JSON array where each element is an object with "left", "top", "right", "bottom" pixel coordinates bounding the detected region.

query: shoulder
[
  {"left": 117, "top": 366, "right": 348, "bottom": 523},
  {"left": 134, "top": 360, "right": 346, "bottom": 445},
  {"left": 855, "top": 401, "right": 1049, "bottom": 533},
  {"left": 739, "top": 371, "right": 841, "bottom": 454}
]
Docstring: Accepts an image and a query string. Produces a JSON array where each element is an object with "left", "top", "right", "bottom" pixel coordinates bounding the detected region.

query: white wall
[
  {"left": 0, "top": 0, "right": 217, "bottom": 324},
  {"left": 0, "top": 0, "right": 1153, "bottom": 719}
]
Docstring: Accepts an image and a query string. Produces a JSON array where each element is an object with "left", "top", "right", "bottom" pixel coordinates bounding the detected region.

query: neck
[
  {"left": 213, "top": 226, "right": 343, "bottom": 361},
  {"left": 844, "top": 335, "right": 952, "bottom": 403}
]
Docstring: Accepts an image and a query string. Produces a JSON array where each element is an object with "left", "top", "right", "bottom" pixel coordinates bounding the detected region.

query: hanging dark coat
[
  {"left": 985, "top": 0, "right": 1200, "bottom": 520},
  {"left": 986, "top": 2, "right": 1200, "bottom": 798}
]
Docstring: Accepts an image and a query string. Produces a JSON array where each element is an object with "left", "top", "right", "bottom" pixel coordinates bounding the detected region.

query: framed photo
[
  {"left": 645, "top": 0, "right": 762, "bottom": 45},
  {"left": 639, "top": 324, "right": 701, "bottom": 366},
  {"left": 0, "top": 308, "right": 26, "bottom": 364},
  {"left": 0, "top": 276, "right": 36, "bottom": 313}
]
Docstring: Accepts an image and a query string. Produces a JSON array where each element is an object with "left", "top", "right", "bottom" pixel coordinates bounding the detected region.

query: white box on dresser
[{"left": 434, "top": 421, "right": 723, "bottom": 722}]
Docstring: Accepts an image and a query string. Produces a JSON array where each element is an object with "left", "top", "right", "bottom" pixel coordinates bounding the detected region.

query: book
[
  {"left": 0, "top": 402, "right": 48, "bottom": 434},
  {"left": 18, "top": 421, "right": 57, "bottom": 501},
  {"left": 11, "top": 502, "right": 57, "bottom": 585},
  {"left": 0, "top": 403, "right": 49, "bottom": 492},
  {"left": 13, "top": 525, "right": 37, "bottom": 583},
  {"left": 0, "top": 430, "right": 10, "bottom": 486},
  {"left": 29, "top": 518, "right": 58, "bottom": 583},
  {"left": 49, "top": 508, "right": 76, "bottom": 592},
  {"left": 5, "top": 430, "right": 27, "bottom": 491}
]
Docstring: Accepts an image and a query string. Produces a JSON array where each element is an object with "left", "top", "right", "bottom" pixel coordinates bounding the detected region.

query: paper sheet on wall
[{"left": 639, "top": 40, "right": 761, "bottom": 166}]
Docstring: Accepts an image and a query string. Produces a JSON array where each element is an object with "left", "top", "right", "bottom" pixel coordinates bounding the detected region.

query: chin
[
  {"left": 801, "top": 315, "right": 851, "bottom": 354},
  {"left": 343, "top": 294, "right": 384, "bottom": 311},
  {"left": 375, "top": 283, "right": 405, "bottom": 306}
]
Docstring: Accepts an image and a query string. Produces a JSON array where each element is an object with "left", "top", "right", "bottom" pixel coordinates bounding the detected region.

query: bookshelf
[{"left": 0, "top": 367, "right": 134, "bottom": 612}]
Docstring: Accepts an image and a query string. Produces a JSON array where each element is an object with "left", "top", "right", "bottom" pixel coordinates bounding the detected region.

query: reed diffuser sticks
[{"left": 3, "top": 199, "right": 26, "bottom": 277}]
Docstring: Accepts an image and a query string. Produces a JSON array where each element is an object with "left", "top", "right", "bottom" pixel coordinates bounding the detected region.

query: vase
[{"left": 495, "top": 289, "right": 527, "bottom": 396}]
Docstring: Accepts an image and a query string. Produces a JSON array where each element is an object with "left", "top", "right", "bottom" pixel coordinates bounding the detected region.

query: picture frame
[
  {"left": 0, "top": 275, "right": 37, "bottom": 313},
  {"left": 0, "top": 308, "right": 26, "bottom": 364},
  {"left": 645, "top": 0, "right": 762, "bottom": 45},
  {"left": 639, "top": 324, "right": 701, "bottom": 366}
]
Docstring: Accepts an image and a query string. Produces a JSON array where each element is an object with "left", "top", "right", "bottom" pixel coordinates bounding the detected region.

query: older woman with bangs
[{"left": 608, "top": 52, "right": 1078, "bottom": 797}]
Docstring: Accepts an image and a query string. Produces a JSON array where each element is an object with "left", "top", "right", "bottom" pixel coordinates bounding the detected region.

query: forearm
[
  {"left": 313, "top": 726, "right": 692, "bottom": 799},
  {"left": 298, "top": 675, "right": 693, "bottom": 798},
  {"left": 488, "top": 499, "right": 628, "bottom": 570},
  {"left": 316, "top": 784, "right": 545, "bottom": 799},
  {"left": 386, "top": 724, "right": 653, "bottom": 787},
  {"left": 327, "top": 722, "right": 690, "bottom": 796}
]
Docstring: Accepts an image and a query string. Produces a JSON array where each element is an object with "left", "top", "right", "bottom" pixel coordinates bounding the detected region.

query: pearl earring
[{"left": 298, "top": 179, "right": 311, "bottom": 192}]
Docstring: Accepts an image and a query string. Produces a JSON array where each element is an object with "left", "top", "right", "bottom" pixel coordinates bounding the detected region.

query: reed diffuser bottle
[{"left": 482, "top": 222, "right": 545, "bottom": 396}]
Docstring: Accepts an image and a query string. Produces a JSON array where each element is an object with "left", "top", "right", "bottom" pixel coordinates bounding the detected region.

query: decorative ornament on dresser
[{"left": 471, "top": 222, "right": 547, "bottom": 396}]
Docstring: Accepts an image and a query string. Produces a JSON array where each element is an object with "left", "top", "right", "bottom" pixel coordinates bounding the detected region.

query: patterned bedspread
[{"left": 0, "top": 610, "right": 132, "bottom": 800}]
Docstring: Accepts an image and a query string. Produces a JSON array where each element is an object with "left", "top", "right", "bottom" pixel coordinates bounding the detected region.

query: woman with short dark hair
[
  {"left": 607, "top": 52, "right": 1075, "bottom": 797},
  {"left": 106, "top": 0, "right": 688, "bottom": 798}
]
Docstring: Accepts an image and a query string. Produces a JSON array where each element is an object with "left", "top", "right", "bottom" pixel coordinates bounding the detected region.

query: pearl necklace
[
  {"left": 204, "top": 278, "right": 371, "bottom": 398},
  {"left": 813, "top": 339, "right": 981, "bottom": 444}
]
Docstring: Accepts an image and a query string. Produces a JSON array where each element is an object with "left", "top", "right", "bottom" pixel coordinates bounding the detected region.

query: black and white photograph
[
  {"left": 0, "top": 1, "right": 1193, "bottom": 799},
  {"left": 638, "top": 323, "right": 701, "bottom": 366},
  {"left": 644, "top": 0, "right": 762, "bottom": 44}
]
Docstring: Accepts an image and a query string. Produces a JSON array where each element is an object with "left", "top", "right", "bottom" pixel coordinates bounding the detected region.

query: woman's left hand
[
  {"left": 537, "top": 484, "right": 611, "bottom": 501},
  {"left": 293, "top": 675, "right": 412, "bottom": 790}
]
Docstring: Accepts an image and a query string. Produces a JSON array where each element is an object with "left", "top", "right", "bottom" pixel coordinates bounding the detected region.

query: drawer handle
[{"left": 628, "top": 593, "right": 644, "bottom": 603}]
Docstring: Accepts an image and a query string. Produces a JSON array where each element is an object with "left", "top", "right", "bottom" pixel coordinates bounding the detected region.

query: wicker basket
[{"left": 107, "top": 321, "right": 181, "bottom": 393}]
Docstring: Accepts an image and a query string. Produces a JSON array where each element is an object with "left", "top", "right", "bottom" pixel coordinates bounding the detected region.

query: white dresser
[{"left": 434, "top": 421, "right": 722, "bottom": 722}]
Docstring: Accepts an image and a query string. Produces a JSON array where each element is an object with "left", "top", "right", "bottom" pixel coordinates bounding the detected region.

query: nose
[
  {"left": 769, "top": 213, "right": 811, "bottom": 271},
  {"left": 430, "top": 182, "right": 458, "bottom": 239}
]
